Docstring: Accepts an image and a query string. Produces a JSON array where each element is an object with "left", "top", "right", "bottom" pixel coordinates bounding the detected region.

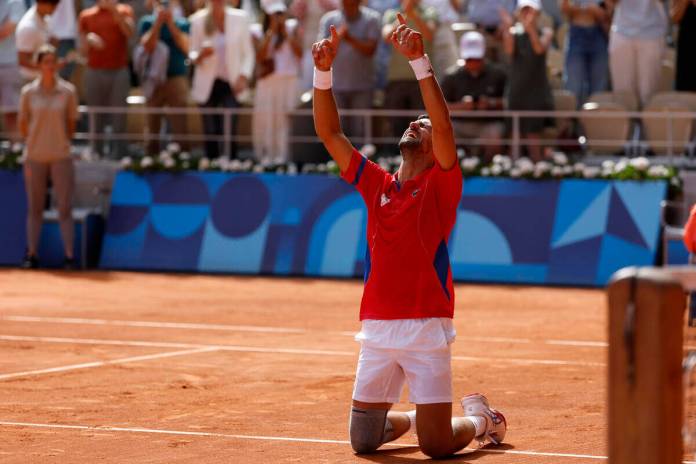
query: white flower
[
  {"left": 241, "top": 159, "right": 253, "bottom": 171},
  {"left": 583, "top": 166, "right": 600, "bottom": 178},
  {"left": 317, "top": 163, "right": 328, "bottom": 173},
  {"left": 210, "top": 159, "right": 220, "bottom": 170},
  {"left": 562, "top": 165, "right": 573, "bottom": 175},
  {"left": 492, "top": 154, "right": 511, "bottom": 166},
  {"left": 120, "top": 157, "right": 132, "bottom": 168},
  {"left": 480, "top": 167, "right": 491, "bottom": 177},
  {"left": 253, "top": 164, "right": 264, "bottom": 173},
  {"left": 166, "top": 142, "right": 181, "bottom": 154},
  {"left": 276, "top": 166, "right": 286, "bottom": 174},
  {"left": 629, "top": 156, "right": 650, "bottom": 171},
  {"left": 11, "top": 142, "right": 23, "bottom": 154},
  {"left": 302, "top": 163, "right": 316, "bottom": 173},
  {"left": 456, "top": 148, "right": 466, "bottom": 159},
  {"left": 460, "top": 157, "right": 479, "bottom": 172},
  {"left": 287, "top": 163, "right": 298, "bottom": 175},
  {"left": 179, "top": 151, "right": 191, "bottom": 161},
  {"left": 158, "top": 150, "right": 171, "bottom": 162},
  {"left": 163, "top": 158, "right": 175, "bottom": 169},
  {"left": 551, "top": 166, "right": 564, "bottom": 177},
  {"left": 198, "top": 157, "right": 210, "bottom": 171},
  {"left": 573, "top": 162, "right": 586, "bottom": 173},
  {"left": 517, "top": 158, "right": 534, "bottom": 175},
  {"left": 648, "top": 165, "right": 669, "bottom": 177},
  {"left": 230, "top": 159, "right": 243, "bottom": 171},
  {"left": 510, "top": 168, "right": 522, "bottom": 178},
  {"left": 0, "top": 140, "right": 10, "bottom": 150},
  {"left": 326, "top": 160, "right": 337, "bottom": 171},
  {"left": 359, "top": 144, "right": 377, "bottom": 157},
  {"left": 218, "top": 159, "right": 231, "bottom": 171},
  {"left": 601, "top": 168, "right": 613, "bottom": 178},
  {"left": 614, "top": 160, "right": 628, "bottom": 173},
  {"left": 141, "top": 156, "right": 153, "bottom": 168},
  {"left": 552, "top": 152, "right": 568, "bottom": 165},
  {"left": 491, "top": 164, "right": 503, "bottom": 176},
  {"left": 601, "top": 160, "right": 615, "bottom": 171}
]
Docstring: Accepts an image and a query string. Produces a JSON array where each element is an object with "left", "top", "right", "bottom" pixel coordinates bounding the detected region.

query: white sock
[
  {"left": 465, "top": 415, "right": 487, "bottom": 437},
  {"left": 406, "top": 410, "right": 417, "bottom": 433}
]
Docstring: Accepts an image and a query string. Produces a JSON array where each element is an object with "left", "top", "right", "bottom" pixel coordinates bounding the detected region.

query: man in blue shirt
[{"left": 138, "top": 0, "right": 190, "bottom": 154}]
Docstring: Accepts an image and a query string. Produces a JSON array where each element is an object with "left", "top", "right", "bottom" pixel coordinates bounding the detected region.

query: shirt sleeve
[
  {"left": 340, "top": 149, "right": 390, "bottom": 202},
  {"left": 432, "top": 161, "right": 463, "bottom": 221},
  {"left": 684, "top": 205, "right": 696, "bottom": 253},
  {"left": 15, "top": 24, "right": 38, "bottom": 53}
]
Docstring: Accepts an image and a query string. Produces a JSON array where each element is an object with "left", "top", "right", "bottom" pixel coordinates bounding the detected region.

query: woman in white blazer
[{"left": 189, "top": 0, "right": 254, "bottom": 159}]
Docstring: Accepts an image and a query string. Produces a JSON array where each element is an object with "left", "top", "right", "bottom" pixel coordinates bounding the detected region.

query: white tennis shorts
[{"left": 352, "top": 318, "right": 455, "bottom": 405}]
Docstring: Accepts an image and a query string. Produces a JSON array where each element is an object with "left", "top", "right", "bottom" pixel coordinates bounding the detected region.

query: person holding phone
[
  {"left": 189, "top": 0, "right": 254, "bottom": 159},
  {"left": 138, "top": 0, "right": 191, "bottom": 154}
]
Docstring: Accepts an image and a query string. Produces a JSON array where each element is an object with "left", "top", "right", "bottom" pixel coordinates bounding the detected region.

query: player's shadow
[{"left": 355, "top": 444, "right": 515, "bottom": 463}]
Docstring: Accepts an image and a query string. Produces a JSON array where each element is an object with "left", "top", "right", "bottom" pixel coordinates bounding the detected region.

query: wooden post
[{"left": 608, "top": 267, "right": 685, "bottom": 464}]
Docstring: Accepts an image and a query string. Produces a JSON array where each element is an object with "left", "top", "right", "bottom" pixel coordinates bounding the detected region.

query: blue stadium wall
[{"left": 95, "top": 171, "right": 667, "bottom": 286}]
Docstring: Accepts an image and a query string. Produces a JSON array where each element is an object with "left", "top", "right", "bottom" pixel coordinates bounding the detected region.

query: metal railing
[{"left": 2, "top": 105, "right": 695, "bottom": 161}]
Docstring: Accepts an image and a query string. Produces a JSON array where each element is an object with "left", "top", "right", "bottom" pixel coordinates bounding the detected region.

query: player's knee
[
  {"left": 419, "top": 438, "right": 453, "bottom": 459},
  {"left": 349, "top": 407, "right": 391, "bottom": 454}
]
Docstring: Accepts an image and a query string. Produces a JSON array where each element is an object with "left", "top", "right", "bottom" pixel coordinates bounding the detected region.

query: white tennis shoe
[{"left": 461, "top": 393, "right": 507, "bottom": 446}]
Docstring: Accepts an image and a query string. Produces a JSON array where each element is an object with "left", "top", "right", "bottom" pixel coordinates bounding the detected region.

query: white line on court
[
  {"left": 2, "top": 314, "right": 609, "bottom": 348},
  {"left": 0, "top": 420, "right": 609, "bottom": 461},
  {"left": 0, "top": 347, "right": 218, "bottom": 381},
  {"left": 0, "top": 334, "right": 605, "bottom": 368}
]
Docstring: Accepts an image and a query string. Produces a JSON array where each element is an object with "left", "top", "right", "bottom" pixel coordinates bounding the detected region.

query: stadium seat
[
  {"left": 648, "top": 91, "right": 696, "bottom": 111},
  {"left": 587, "top": 91, "right": 639, "bottom": 112},
  {"left": 641, "top": 101, "right": 694, "bottom": 156},
  {"left": 579, "top": 101, "right": 632, "bottom": 155}
]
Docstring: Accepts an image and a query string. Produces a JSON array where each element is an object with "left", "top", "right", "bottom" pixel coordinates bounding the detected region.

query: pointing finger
[
  {"left": 329, "top": 25, "right": 339, "bottom": 47},
  {"left": 396, "top": 12, "right": 406, "bottom": 25}
]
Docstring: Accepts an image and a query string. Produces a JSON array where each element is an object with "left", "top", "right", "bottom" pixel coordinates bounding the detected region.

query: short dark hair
[
  {"left": 37, "top": 0, "right": 61, "bottom": 5},
  {"left": 36, "top": 44, "right": 57, "bottom": 63}
]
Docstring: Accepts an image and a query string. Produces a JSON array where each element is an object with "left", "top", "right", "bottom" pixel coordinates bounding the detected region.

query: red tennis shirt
[{"left": 341, "top": 149, "right": 463, "bottom": 321}]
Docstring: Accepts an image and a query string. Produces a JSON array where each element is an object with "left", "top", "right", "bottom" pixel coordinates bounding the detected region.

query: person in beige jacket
[
  {"left": 19, "top": 44, "right": 79, "bottom": 270},
  {"left": 189, "top": 0, "right": 254, "bottom": 159}
]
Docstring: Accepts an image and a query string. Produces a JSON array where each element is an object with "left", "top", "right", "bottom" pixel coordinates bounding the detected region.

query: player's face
[{"left": 399, "top": 118, "right": 432, "bottom": 157}]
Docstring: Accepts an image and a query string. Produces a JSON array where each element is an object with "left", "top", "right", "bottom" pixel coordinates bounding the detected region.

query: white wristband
[
  {"left": 408, "top": 54, "right": 434, "bottom": 80},
  {"left": 313, "top": 67, "right": 332, "bottom": 90}
]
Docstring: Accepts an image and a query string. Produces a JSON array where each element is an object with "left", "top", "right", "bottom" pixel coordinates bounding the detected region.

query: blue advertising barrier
[
  {"left": 0, "top": 170, "right": 104, "bottom": 268},
  {"left": 99, "top": 171, "right": 667, "bottom": 286}
]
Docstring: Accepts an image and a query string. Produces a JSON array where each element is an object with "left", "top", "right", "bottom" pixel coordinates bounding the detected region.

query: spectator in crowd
[
  {"left": 442, "top": 31, "right": 506, "bottom": 161},
  {"left": 318, "top": 0, "right": 380, "bottom": 140},
  {"left": 561, "top": 0, "right": 610, "bottom": 106},
  {"left": 138, "top": 0, "right": 191, "bottom": 154},
  {"left": 606, "top": 0, "right": 667, "bottom": 107},
  {"left": 0, "top": 0, "right": 26, "bottom": 140},
  {"left": 252, "top": 0, "right": 302, "bottom": 165},
  {"left": 466, "top": 0, "right": 515, "bottom": 62},
  {"left": 367, "top": 0, "right": 399, "bottom": 89},
  {"left": 500, "top": 0, "right": 554, "bottom": 161},
  {"left": 189, "top": 0, "right": 254, "bottom": 159},
  {"left": 48, "top": 0, "right": 78, "bottom": 81},
  {"left": 79, "top": 0, "right": 134, "bottom": 158},
  {"left": 382, "top": 0, "right": 436, "bottom": 139},
  {"left": 16, "top": 0, "right": 59, "bottom": 82},
  {"left": 19, "top": 44, "right": 79, "bottom": 269},
  {"left": 292, "top": 0, "right": 338, "bottom": 91},
  {"left": 421, "top": 0, "right": 458, "bottom": 76},
  {"left": 672, "top": 0, "right": 696, "bottom": 92}
]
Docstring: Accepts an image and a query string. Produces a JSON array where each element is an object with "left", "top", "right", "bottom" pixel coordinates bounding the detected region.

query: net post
[{"left": 607, "top": 267, "right": 685, "bottom": 464}]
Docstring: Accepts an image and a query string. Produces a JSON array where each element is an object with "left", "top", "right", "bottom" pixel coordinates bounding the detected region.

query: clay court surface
[{"left": 0, "top": 271, "right": 607, "bottom": 463}]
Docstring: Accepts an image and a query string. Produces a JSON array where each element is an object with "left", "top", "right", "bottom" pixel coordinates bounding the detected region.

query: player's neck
[{"left": 398, "top": 157, "right": 433, "bottom": 183}]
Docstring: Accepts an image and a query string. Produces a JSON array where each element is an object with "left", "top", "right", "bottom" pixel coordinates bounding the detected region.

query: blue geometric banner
[{"left": 99, "top": 172, "right": 667, "bottom": 286}]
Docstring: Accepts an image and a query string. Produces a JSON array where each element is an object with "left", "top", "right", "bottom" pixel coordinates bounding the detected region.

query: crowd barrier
[{"left": 97, "top": 171, "right": 667, "bottom": 286}]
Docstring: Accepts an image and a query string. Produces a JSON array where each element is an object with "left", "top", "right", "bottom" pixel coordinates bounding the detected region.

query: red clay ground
[{"left": 0, "top": 270, "right": 607, "bottom": 463}]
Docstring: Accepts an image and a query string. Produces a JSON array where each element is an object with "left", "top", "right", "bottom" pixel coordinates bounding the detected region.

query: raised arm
[
  {"left": 312, "top": 25, "right": 354, "bottom": 172},
  {"left": 390, "top": 14, "right": 456, "bottom": 170}
]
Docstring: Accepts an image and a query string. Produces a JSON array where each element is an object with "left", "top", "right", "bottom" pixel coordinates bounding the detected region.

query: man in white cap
[{"left": 441, "top": 31, "right": 506, "bottom": 161}]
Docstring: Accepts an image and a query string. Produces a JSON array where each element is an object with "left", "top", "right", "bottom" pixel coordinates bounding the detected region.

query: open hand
[
  {"left": 389, "top": 13, "right": 423, "bottom": 60},
  {"left": 312, "top": 24, "right": 340, "bottom": 71}
]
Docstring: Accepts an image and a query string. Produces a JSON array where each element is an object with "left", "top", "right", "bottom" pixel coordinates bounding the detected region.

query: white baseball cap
[
  {"left": 262, "top": 0, "right": 287, "bottom": 14},
  {"left": 516, "top": 0, "right": 541, "bottom": 11},
  {"left": 459, "top": 31, "right": 485, "bottom": 60}
]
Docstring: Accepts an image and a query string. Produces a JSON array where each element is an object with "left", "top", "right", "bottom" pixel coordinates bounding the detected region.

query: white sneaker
[{"left": 461, "top": 393, "right": 507, "bottom": 446}]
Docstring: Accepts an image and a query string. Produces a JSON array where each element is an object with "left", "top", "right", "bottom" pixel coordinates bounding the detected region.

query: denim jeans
[{"left": 564, "top": 25, "right": 609, "bottom": 106}]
